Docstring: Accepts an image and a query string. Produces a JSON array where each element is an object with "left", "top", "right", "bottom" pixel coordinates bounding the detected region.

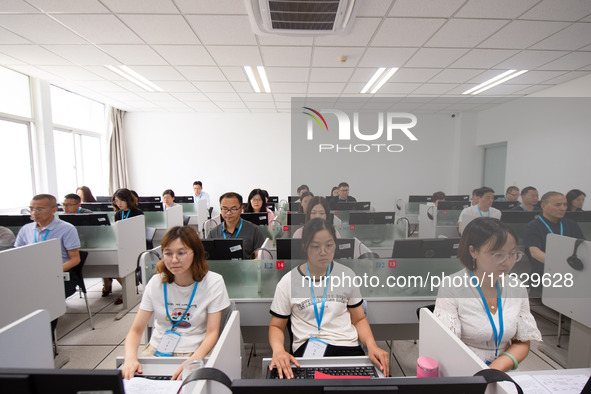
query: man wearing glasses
[
  {"left": 207, "top": 192, "right": 265, "bottom": 259},
  {"left": 62, "top": 193, "right": 93, "bottom": 214}
]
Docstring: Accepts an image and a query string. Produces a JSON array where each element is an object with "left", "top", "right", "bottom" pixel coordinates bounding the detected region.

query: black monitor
[
  {"left": 289, "top": 202, "right": 302, "bottom": 212},
  {"left": 392, "top": 238, "right": 460, "bottom": 259},
  {"left": 408, "top": 195, "right": 432, "bottom": 203},
  {"left": 175, "top": 196, "right": 195, "bottom": 203},
  {"left": 445, "top": 195, "right": 470, "bottom": 202},
  {"left": 137, "top": 202, "right": 164, "bottom": 211},
  {"left": 0, "top": 368, "right": 125, "bottom": 394},
  {"left": 492, "top": 201, "right": 520, "bottom": 210},
  {"left": 287, "top": 213, "right": 335, "bottom": 226},
  {"left": 349, "top": 212, "right": 395, "bottom": 225},
  {"left": 288, "top": 196, "right": 299, "bottom": 203},
  {"left": 201, "top": 239, "right": 244, "bottom": 260},
  {"left": 138, "top": 196, "right": 161, "bottom": 202},
  {"left": 268, "top": 196, "right": 279, "bottom": 203},
  {"left": 335, "top": 201, "right": 371, "bottom": 211},
  {"left": 231, "top": 376, "right": 487, "bottom": 394},
  {"left": 276, "top": 238, "right": 355, "bottom": 260},
  {"left": 0, "top": 215, "right": 33, "bottom": 227},
  {"left": 59, "top": 213, "right": 111, "bottom": 226},
  {"left": 81, "top": 202, "right": 113, "bottom": 212},
  {"left": 266, "top": 203, "right": 275, "bottom": 212},
  {"left": 565, "top": 210, "right": 591, "bottom": 222},
  {"left": 437, "top": 201, "right": 470, "bottom": 211},
  {"left": 96, "top": 196, "right": 111, "bottom": 202},
  {"left": 500, "top": 211, "right": 539, "bottom": 223},
  {"left": 241, "top": 212, "right": 268, "bottom": 226}
]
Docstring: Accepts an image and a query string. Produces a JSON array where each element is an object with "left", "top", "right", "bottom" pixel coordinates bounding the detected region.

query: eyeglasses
[
  {"left": 28, "top": 207, "right": 49, "bottom": 213},
  {"left": 250, "top": 198, "right": 263, "bottom": 203},
  {"left": 490, "top": 250, "right": 524, "bottom": 265},
  {"left": 221, "top": 207, "right": 241, "bottom": 214},
  {"left": 162, "top": 250, "right": 193, "bottom": 261}
]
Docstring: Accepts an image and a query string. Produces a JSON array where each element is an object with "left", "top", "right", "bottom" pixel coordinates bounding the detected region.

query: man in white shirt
[
  {"left": 458, "top": 187, "right": 502, "bottom": 234},
  {"left": 193, "top": 181, "right": 211, "bottom": 209}
]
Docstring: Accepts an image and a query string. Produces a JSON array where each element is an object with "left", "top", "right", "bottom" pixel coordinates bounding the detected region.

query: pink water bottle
[{"left": 417, "top": 356, "right": 439, "bottom": 378}]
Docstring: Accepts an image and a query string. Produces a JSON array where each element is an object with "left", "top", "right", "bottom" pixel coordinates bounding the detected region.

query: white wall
[{"left": 123, "top": 112, "right": 291, "bottom": 204}]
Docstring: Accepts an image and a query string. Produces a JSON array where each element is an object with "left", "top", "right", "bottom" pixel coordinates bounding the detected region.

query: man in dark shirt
[
  {"left": 62, "top": 193, "right": 94, "bottom": 214},
  {"left": 511, "top": 186, "right": 541, "bottom": 212},
  {"left": 207, "top": 192, "right": 265, "bottom": 259},
  {"left": 329, "top": 182, "right": 357, "bottom": 209}
]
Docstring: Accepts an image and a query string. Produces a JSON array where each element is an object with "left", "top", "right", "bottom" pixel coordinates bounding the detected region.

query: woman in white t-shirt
[
  {"left": 269, "top": 218, "right": 389, "bottom": 379},
  {"left": 434, "top": 217, "right": 541, "bottom": 371},
  {"left": 121, "top": 226, "right": 230, "bottom": 380}
]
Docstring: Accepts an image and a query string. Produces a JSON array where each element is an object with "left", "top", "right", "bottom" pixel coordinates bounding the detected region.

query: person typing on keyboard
[{"left": 268, "top": 218, "right": 390, "bottom": 379}]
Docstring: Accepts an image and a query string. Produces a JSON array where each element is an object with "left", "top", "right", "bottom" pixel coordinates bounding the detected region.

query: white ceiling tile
[
  {"left": 478, "top": 21, "right": 569, "bottom": 49},
  {"left": 265, "top": 67, "right": 309, "bottom": 82},
  {"left": 42, "top": 45, "right": 118, "bottom": 65},
  {"left": 412, "top": 83, "right": 455, "bottom": 94},
  {"left": 520, "top": 0, "right": 591, "bottom": 22},
  {"left": 191, "top": 81, "right": 235, "bottom": 92},
  {"left": 313, "top": 47, "right": 366, "bottom": 67},
  {"left": 0, "top": 44, "right": 72, "bottom": 65},
  {"left": 388, "top": 68, "right": 441, "bottom": 83},
  {"left": 229, "top": 81, "right": 253, "bottom": 92},
  {"left": 349, "top": 68, "right": 386, "bottom": 83},
  {"left": 249, "top": 108, "right": 278, "bottom": 113},
  {"left": 113, "top": 80, "right": 149, "bottom": 92},
  {"left": 371, "top": 18, "right": 446, "bottom": 47},
  {"left": 455, "top": 0, "right": 539, "bottom": 18},
  {"left": 257, "top": 34, "right": 313, "bottom": 46},
  {"left": 495, "top": 50, "right": 569, "bottom": 69},
  {"left": 502, "top": 70, "right": 566, "bottom": 84},
  {"left": 52, "top": 15, "right": 143, "bottom": 44},
  {"left": 0, "top": 26, "right": 31, "bottom": 44},
  {"left": 185, "top": 15, "right": 256, "bottom": 45},
  {"left": 0, "top": 15, "right": 87, "bottom": 44},
  {"left": 537, "top": 52, "right": 591, "bottom": 70},
  {"left": 518, "top": 85, "right": 554, "bottom": 95},
  {"left": 207, "top": 46, "right": 262, "bottom": 66},
  {"left": 0, "top": 0, "right": 41, "bottom": 13},
  {"left": 531, "top": 23, "right": 591, "bottom": 51},
  {"left": 152, "top": 80, "right": 199, "bottom": 92},
  {"left": 152, "top": 45, "right": 215, "bottom": 66},
  {"left": 358, "top": 47, "right": 417, "bottom": 67},
  {"left": 342, "top": 83, "right": 367, "bottom": 94},
  {"left": 428, "top": 69, "right": 484, "bottom": 83},
  {"left": 389, "top": 0, "right": 464, "bottom": 17},
  {"left": 426, "top": 19, "right": 509, "bottom": 48},
  {"left": 170, "top": 92, "right": 210, "bottom": 101},
  {"left": 204, "top": 92, "right": 241, "bottom": 101},
  {"left": 118, "top": 15, "right": 199, "bottom": 44},
  {"left": 374, "top": 82, "right": 421, "bottom": 94},
  {"left": 405, "top": 48, "right": 469, "bottom": 68},
  {"left": 583, "top": 15, "right": 591, "bottom": 22},
  {"left": 220, "top": 66, "right": 247, "bottom": 81},
  {"left": 78, "top": 80, "right": 134, "bottom": 92},
  {"left": 307, "top": 82, "right": 345, "bottom": 94},
  {"left": 100, "top": 0, "right": 179, "bottom": 14},
  {"left": 37, "top": 65, "right": 104, "bottom": 81},
  {"left": 175, "top": 66, "right": 226, "bottom": 81},
  {"left": 185, "top": 101, "right": 221, "bottom": 111},
  {"left": 309, "top": 68, "right": 354, "bottom": 82},
  {"left": 315, "top": 18, "right": 381, "bottom": 47},
  {"left": 580, "top": 44, "right": 591, "bottom": 51},
  {"left": 0, "top": 52, "right": 24, "bottom": 64},
  {"left": 272, "top": 93, "right": 302, "bottom": 102},
  {"left": 8, "top": 65, "right": 62, "bottom": 80},
  {"left": 268, "top": 82, "right": 307, "bottom": 93},
  {"left": 174, "top": 0, "right": 248, "bottom": 14},
  {"left": 475, "top": 84, "right": 531, "bottom": 95},
  {"left": 100, "top": 45, "right": 168, "bottom": 65},
  {"left": 543, "top": 71, "right": 590, "bottom": 85},
  {"left": 135, "top": 91, "right": 178, "bottom": 101},
  {"left": 261, "top": 46, "right": 311, "bottom": 67},
  {"left": 356, "top": 0, "right": 394, "bottom": 17},
  {"left": 125, "top": 65, "right": 186, "bottom": 81},
  {"left": 246, "top": 101, "right": 276, "bottom": 109},
  {"left": 239, "top": 93, "right": 274, "bottom": 102},
  {"left": 450, "top": 49, "right": 519, "bottom": 68},
  {"left": 216, "top": 101, "right": 247, "bottom": 109},
  {"left": 26, "top": 0, "right": 109, "bottom": 13}
]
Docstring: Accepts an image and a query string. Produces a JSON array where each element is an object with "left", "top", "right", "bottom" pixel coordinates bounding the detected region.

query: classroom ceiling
[{"left": 0, "top": 0, "right": 590, "bottom": 113}]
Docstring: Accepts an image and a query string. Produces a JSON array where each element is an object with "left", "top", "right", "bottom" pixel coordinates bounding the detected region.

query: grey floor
[{"left": 57, "top": 279, "right": 566, "bottom": 378}]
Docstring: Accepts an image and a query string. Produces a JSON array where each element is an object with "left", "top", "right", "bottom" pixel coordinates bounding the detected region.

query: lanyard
[
  {"left": 470, "top": 271, "right": 503, "bottom": 358},
  {"left": 520, "top": 204, "right": 526, "bottom": 212},
  {"left": 538, "top": 216, "right": 562, "bottom": 235},
  {"left": 34, "top": 228, "right": 50, "bottom": 243},
  {"left": 222, "top": 218, "right": 243, "bottom": 239},
  {"left": 477, "top": 206, "right": 490, "bottom": 217},
  {"left": 306, "top": 262, "right": 331, "bottom": 332},
  {"left": 121, "top": 210, "right": 131, "bottom": 220},
  {"left": 78, "top": 207, "right": 81, "bottom": 213},
  {"left": 163, "top": 282, "right": 198, "bottom": 331}
]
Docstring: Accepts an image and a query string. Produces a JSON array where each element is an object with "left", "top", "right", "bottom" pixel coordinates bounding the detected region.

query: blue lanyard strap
[
  {"left": 520, "top": 204, "right": 526, "bottom": 212},
  {"left": 163, "top": 282, "right": 198, "bottom": 331},
  {"left": 470, "top": 271, "right": 503, "bottom": 358},
  {"left": 477, "top": 206, "right": 490, "bottom": 217},
  {"left": 121, "top": 210, "right": 131, "bottom": 220},
  {"left": 305, "top": 262, "right": 331, "bottom": 332},
  {"left": 538, "top": 217, "right": 562, "bottom": 235},
  {"left": 78, "top": 207, "right": 81, "bottom": 213},
  {"left": 34, "top": 228, "right": 50, "bottom": 243},
  {"left": 222, "top": 218, "right": 243, "bottom": 239}
]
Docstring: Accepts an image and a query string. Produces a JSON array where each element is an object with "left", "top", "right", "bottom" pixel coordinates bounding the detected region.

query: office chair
[{"left": 69, "top": 250, "right": 94, "bottom": 330}]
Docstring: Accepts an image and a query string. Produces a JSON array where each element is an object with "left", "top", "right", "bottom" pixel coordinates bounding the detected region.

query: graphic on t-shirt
[{"left": 166, "top": 307, "right": 192, "bottom": 328}]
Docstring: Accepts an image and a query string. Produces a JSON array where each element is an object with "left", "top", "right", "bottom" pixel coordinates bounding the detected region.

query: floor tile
[
  {"left": 519, "top": 347, "right": 561, "bottom": 371},
  {"left": 57, "top": 345, "right": 116, "bottom": 369},
  {"left": 58, "top": 313, "right": 135, "bottom": 346},
  {"left": 95, "top": 345, "right": 126, "bottom": 370},
  {"left": 65, "top": 292, "right": 117, "bottom": 314},
  {"left": 530, "top": 336, "right": 567, "bottom": 369},
  {"left": 56, "top": 313, "right": 92, "bottom": 340}
]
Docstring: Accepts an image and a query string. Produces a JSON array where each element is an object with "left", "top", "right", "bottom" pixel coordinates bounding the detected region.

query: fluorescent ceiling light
[
  {"left": 360, "top": 67, "right": 398, "bottom": 94},
  {"left": 463, "top": 70, "right": 528, "bottom": 95},
  {"left": 105, "top": 65, "right": 163, "bottom": 93},
  {"left": 244, "top": 66, "right": 271, "bottom": 93}
]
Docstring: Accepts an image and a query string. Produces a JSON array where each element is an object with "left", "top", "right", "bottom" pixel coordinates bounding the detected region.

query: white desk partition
[
  {"left": 196, "top": 199, "right": 209, "bottom": 236},
  {"left": 0, "top": 310, "right": 54, "bottom": 369},
  {"left": 0, "top": 239, "right": 65, "bottom": 327},
  {"left": 419, "top": 204, "right": 436, "bottom": 238},
  {"left": 544, "top": 234, "right": 591, "bottom": 368},
  {"left": 165, "top": 204, "right": 183, "bottom": 229}
]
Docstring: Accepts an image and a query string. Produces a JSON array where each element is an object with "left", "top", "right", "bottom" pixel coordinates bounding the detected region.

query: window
[
  {"left": 51, "top": 86, "right": 105, "bottom": 133},
  {"left": 0, "top": 119, "right": 34, "bottom": 208},
  {"left": 0, "top": 66, "right": 31, "bottom": 118}
]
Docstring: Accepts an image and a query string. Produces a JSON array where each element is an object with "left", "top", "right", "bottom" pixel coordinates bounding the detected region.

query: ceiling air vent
[{"left": 246, "top": 0, "right": 358, "bottom": 36}]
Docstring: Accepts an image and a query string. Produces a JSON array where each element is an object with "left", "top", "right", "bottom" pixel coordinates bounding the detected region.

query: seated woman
[
  {"left": 76, "top": 186, "right": 97, "bottom": 202},
  {"left": 162, "top": 189, "right": 177, "bottom": 210},
  {"left": 269, "top": 218, "right": 389, "bottom": 379},
  {"left": 292, "top": 196, "right": 341, "bottom": 239},
  {"left": 104, "top": 188, "right": 145, "bottom": 304},
  {"left": 244, "top": 188, "right": 275, "bottom": 224},
  {"left": 297, "top": 191, "right": 314, "bottom": 214},
  {"left": 434, "top": 217, "right": 542, "bottom": 371},
  {"left": 121, "top": 226, "right": 230, "bottom": 380},
  {"left": 566, "top": 189, "right": 586, "bottom": 211}
]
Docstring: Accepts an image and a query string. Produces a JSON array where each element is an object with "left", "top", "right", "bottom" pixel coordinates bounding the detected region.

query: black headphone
[
  {"left": 427, "top": 205, "right": 434, "bottom": 220},
  {"left": 566, "top": 238, "right": 585, "bottom": 271}
]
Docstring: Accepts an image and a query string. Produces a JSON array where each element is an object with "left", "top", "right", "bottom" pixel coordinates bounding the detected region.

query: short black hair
[
  {"left": 475, "top": 186, "right": 494, "bottom": 197},
  {"left": 520, "top": 186, "right": 537, "bottom": 196},
  {"left": 506, "top": 186, "right": 519, "bottom": 194},
  {"left": 541, "top": 191, "right": 563, "bottom": 205},
  {"left": 301, "top": 218, "right": 337, "bottom": 260},
  {"left": 162, "top": 189, "right": 175, "bottom": 198},
  {"left": 64, "top": 193, "right": 81, "bottom": 203},
  {"left": 33, "top": 194, "right": 57, "bottom": 207},
  {"left": 193, "top": 181, "right": 203, "bottom": 187},
  {"left": 338, "top": 182, "right": 349, "bottom": 189},
  {"left": 297, "top": 184, "right": 309, "bottom": 193},
  {"left": 219, "top": 192, "right": 243, "bottom": 205},
  {"left": 458, "top": 217, "right": 518, "bottom": 270}
]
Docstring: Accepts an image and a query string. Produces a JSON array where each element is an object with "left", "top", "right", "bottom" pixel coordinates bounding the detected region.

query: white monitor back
[
  {"left": 0, "top": 309, "right": 54, "bottom": 368},
  {"left": 165, "top": 204, "right": 183, "bottom": 229}
]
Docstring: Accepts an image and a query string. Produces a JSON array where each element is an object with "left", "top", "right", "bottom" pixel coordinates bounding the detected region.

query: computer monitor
[
  {"left": 289, "top": 202, "right": 302, "bottom": 212},
  {"left": 241, "top": 212, "right": 268, "bottom": 226},
  {"left": 276, "top": 238, "right": 355, "bottom": 260},
  {"left": 58, "top": 213, "right": 111, "bottom": 226},
  {"left": 231, "top": 376, "right": 487, "bottom": 394},
  {"left": 392, "top": 238, "right": 460, "bottom": 259},
  {"left": 335, "top": 201, "right": 371, "bottom": 211},
  {"left": 202, "top": 239, "right": 244, "bottom": 260},
  {"left": 268, "top": 196, "right": 279, "bottom": 203},
  {"left": 500, "top": 211, "right": 539, "bottom": 223},
  {"left": 492, "top": 201, "right": 520, "bottom": 210},
  {"left": 565, "top": 210, "right": 591, "bottom": 222},
  {"left": 349, "top": 212, "right": 395, "bottom": 225},
  {"left": 445, "top": 195, "right": 470, "bottom": 202},
  {"left": 408, "top": 195, "right": 432, "bottom": 203},
  {"left": 138, "top": 196, "right": 161, "bottom": 203},
  {"left": 175, "top": 196, "right": 195, "bottom": 203},
  {"left": 95, "top": 196, "right": 111, "bottom": 202},
  {"left": 0, "top": 368, "right": 125, "bottom": 394},
  {"left": 287, "top": 213, "right": 305, "bottom": 225},
  {"left": 288, "top": 196, "right": 299, "bottom": 203},
  {"left": 80, "top": 202, "right": 113, "bottom": 212},
  {"left": 436, "top": 201, "right": 470, "bottom": 211},
  {"left": 137, "top": 202, "right": 164, "bottom": 212},
  {"left": 0, "top": 215, "right": 32, "bottom": 227}
]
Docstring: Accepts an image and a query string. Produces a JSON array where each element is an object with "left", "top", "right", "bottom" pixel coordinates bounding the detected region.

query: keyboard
[
  {"left": 268, "top": 366, "right": 378, "bottom": 379},
  {"left": 134, "top": 374, "right": 172, "bottom": 380}
]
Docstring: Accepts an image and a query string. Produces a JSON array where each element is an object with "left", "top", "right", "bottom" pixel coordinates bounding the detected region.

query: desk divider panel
[{"left": 165, "top": 204, "right": 183, "bottom": 229}]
